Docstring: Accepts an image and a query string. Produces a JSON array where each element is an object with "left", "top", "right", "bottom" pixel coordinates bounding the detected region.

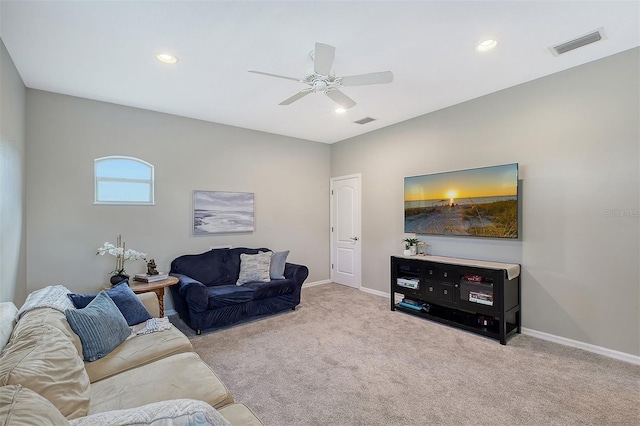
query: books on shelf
[
  {"left": 398, "top": 301, "right": 424, "bottom": 311},
  {"left": 398, "top": 298, "right": 426, "bottom": 311},
  {"left": 133, "top": 272, "right": 169, "bottom": 283}
]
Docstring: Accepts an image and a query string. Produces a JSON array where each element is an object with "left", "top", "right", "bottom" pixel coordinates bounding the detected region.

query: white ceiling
[{"left": 1, "top": 1, "right": 638, "bottom": 144}]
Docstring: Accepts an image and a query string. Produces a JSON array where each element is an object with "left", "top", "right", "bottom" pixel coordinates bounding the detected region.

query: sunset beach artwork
[
  {"left": 404, "top": 164, "right": 518, "bottom": 238},
  {"left": 193, "top": 191, "right": 254, "bottom": 234}
]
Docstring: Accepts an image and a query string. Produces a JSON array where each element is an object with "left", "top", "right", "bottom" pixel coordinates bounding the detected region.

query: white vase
[
  {"left": 410, "top": 246, "right": 417, "bottom": 255},
  {"left": 403, "top": 249, "right": 411, "bottom": 256}
]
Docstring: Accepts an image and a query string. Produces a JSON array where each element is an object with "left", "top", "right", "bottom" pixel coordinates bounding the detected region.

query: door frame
[{"left": 330, "top": 173, "right": 362, "bottom": 288}]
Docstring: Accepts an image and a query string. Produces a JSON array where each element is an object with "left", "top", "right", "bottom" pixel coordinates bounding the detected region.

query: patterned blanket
[
  {"left": 17, "top": 285, "right": 74, "bottom": 320},
  {"left": 131, "top": 317, "right": 173, "bottom": 336}
]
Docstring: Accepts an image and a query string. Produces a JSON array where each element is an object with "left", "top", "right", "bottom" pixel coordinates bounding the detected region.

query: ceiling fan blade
[
  {"left": 340, "top": 71, "right": 394, "bottom": 86},
  {"left": 248, "top": 70, "right": 300, "bottom": 82},
  {"left": 314, "top": 42, "right": 335, "bottom": 76},
  {"left": 279, "top": 90, "right": 312, "bottom": 105},
  {"left": 326, "top": 89, "right": 356, "bottom": 109}
]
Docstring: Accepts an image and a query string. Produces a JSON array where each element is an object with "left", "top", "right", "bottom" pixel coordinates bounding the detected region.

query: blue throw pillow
[
  {"left": 68, "top": 281, "right": 152, "bottom": 326},
  {"left": 65, "top": 291, "right": 131, "bottom": 362},
  {"left": 270, "top": 250, "right": 289, "bottom": 280}
]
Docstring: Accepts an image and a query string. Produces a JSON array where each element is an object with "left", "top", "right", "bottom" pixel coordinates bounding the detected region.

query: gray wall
[
  {"left": 0, "top": 38, "right": 27, "bottom": 305},
  {"left": 331, "top": 48, "right": 639, "bottom": 356},
  {"left": 25, "top": 90, "right": 330, "bottom": 311}
]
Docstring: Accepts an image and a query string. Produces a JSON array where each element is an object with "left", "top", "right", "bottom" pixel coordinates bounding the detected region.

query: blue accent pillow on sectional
[
  {"left": 269, "top": 250, "right": 289, "bottom": 280},
  {"left": 67, "top": 281, "right": 152, "bottom": 326},
  {"left": 65, "top": 291, "right": 132, "bottom": 362}
]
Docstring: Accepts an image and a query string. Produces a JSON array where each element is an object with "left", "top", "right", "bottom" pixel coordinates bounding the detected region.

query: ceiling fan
[{"left": 248, "top": 42, "right": 393, "bottom": 110}]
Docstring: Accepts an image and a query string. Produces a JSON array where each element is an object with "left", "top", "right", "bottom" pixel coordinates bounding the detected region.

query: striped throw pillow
[{"left": 65, "top": 291, "right": 131, "bottom": 362}]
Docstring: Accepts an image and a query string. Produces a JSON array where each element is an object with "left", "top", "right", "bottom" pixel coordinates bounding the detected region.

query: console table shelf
[{"left": 391, "top": 255, "right": 521, "bottom": 345}]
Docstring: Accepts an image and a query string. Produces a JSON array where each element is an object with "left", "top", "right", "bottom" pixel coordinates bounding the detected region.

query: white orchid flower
[{"left": 96, "top": 236, "right": 147, "bottom": 276}]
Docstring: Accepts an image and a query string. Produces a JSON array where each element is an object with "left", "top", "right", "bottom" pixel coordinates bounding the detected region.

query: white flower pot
[{"left": 403, "top": 249, "right": 412, "bottom": 256}]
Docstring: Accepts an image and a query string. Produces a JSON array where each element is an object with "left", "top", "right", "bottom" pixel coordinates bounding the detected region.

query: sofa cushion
[
  {"left": 84, "top": 325, "right": 193, "bottom": 383},
  {"left": 68, "top": 282, "right": 152, "bottom": 326},
  {"left": 0, "top": 302, "right": 18, "bottom": 353},
  {"left": 0, "top": 309, "right": 91, "bottom": 419},
  {"left": 171, "top": 248, "right": 231, "bottom": 286},
  {"left": 88, "top": 352, "right": 233, "bottom": 414},
  {"left": 244, "top": 279, "right": 298, "bottom": 300},
  {"left": 269, "top": 250, "right": 289, "bottom": 280},
  {"left": 0, "top": 384, "right": 70, "bottom": 426},
  {"left": 137, "top": 291, "right": 161, "bottom": 318},
  {"left": 207, "top": 285, "right": 255, "bottom": 309},
  {"left": 237, "top": 251, "right": 272, "bottom": 285},
  {"left": 65, "top": 291, "right": 132, "bottom": 362},
  {"left": 218, "top": 403, "right": 265, "bottom": 426},
  {"left": 5, "top": 306, "right": 84, "bottom": 359},
  {"left": 70, "top": 399, "right": 230, "bottom": 426}
]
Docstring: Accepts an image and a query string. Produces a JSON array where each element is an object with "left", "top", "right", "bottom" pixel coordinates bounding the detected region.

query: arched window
[{"left": 94, "top": 156, "right": 154, "bottom": 205}]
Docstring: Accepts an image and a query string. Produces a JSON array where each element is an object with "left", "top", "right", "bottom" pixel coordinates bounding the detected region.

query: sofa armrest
[
  {"left": 170, "top": 273, "right": 209, "bottom": 313},
  {"left": 284, "top": 262, "right": 309, "bottom": 287},
  {"left": 137, "top": 292, "right": 160, "bottom": 318}
]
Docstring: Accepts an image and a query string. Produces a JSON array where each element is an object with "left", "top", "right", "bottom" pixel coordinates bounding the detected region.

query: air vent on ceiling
[
  {"left": 354, "top": 117, "right": 376, "bottom": 125},
  {"left": 550, "top": 29, "right": 605, "bottom": 56}
]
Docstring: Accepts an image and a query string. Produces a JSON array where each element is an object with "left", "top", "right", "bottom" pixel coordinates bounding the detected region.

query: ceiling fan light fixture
[
  {"left": 156, "top": 53, "right": 178, "bottom": 64},
  {"left": 313, "top": 80, "right": 328, "bottom": 92},
  {"left": 476, "top": 39, "right": 497, "bottom": 52},
  {"left": 335, "top": 107, "right": 346, "bottom": 114}
]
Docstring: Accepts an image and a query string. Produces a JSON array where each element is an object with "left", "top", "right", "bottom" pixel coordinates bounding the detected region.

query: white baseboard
[
  {"left": 303, "top": 279, "right": 332, "bottom": 288},
  {"left": 521, "top": 328, "right": 640, "bottom": 366},
  {"left": 359, "top": 286, "right": 389, "bottom": 298},
  {"left": 363, "top": 288, "right": 640, "bottom": 365}
]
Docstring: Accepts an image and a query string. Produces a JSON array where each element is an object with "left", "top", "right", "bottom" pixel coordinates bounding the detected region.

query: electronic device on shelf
[{"left": 396, "top": 277, "right": 419, "bottom": 289}]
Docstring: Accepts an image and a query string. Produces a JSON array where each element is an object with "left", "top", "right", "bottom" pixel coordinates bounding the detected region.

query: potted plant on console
[
  {"left": 402, "top": 237, "right": 420, "bottom": 256},
  {"left": 96, "top": 235, "right": 147, "bottom": 285}
]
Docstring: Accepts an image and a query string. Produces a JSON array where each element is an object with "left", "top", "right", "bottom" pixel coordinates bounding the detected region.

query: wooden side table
[{"left": 129, "top": 276, "right": 179, "bottom": 318}]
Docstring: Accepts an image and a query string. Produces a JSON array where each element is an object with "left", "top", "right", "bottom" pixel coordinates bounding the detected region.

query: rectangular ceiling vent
[
  {"left": 354, "top": 117, "right": 376, "bottom": 125},
  {"left": 550, "top": 29, "right": 605, "bottom": 56}
]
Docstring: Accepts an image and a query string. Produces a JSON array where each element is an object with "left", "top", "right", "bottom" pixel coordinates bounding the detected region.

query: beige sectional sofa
[{"left": 0, "top": 292, "right": 262, "bottom": 425}]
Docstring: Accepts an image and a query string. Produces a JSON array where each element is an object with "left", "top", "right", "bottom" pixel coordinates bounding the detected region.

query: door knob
[{"left": 350, "top": 237, "right": 359, "bottom": 241}]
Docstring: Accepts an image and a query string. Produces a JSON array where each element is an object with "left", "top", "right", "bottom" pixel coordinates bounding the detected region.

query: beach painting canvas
[
  {"left": 404, "top": 163, "right": 518, "bottom": 239},
  {"left": 193, "top": 191, "right": 254, "bottom": 234}
]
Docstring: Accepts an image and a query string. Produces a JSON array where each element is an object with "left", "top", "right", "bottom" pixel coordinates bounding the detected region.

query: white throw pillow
[
  {"left": 69, "top": 399, "right": 231, "bottom": 426},
  {"left": 236, "top": 252, "right": 273, "bottom": 285}
]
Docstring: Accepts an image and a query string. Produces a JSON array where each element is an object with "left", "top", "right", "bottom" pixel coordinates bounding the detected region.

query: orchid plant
[{"left": 96, "top": 235, "right": 146, "bottom": 276}]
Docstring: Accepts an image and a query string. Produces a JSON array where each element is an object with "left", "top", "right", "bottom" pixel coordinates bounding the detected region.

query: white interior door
[{"left": 330, "top": 174, "right": 361, "bottom": 288}]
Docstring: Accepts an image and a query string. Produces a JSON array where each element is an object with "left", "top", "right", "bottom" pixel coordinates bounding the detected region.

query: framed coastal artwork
[{"left": 193, "top": 190, "right": 255, "bottom": 234}]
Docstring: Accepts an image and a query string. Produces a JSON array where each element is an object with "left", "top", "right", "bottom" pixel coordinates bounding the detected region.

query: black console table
[{"left": 391, "top": 255, "right": 521, "bottom": 345}]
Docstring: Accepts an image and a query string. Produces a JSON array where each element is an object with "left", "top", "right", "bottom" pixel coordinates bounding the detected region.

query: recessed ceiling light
[
  {"left": 335, "top": 108, "right": 346, "bottom": 114},
  {"left": 156, "top": 53, "right": 178, "bottom": 64},
  {"left": 476, "top": 39, "right": 497, "bottom": 52}
]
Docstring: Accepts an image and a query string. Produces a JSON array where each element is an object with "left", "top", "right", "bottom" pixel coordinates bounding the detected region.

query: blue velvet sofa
[{"left": 169, "top": 247, "right": 309, "bottom": 334}]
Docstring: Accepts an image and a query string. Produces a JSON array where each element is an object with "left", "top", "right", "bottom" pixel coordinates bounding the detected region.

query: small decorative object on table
[
  {"left": 96, "top": 235, "right": 147, "bottom": 286},
  {"left": 417, "top": 241, "right": 430, "bottom": 256},
  {"left": 147, "top": 259, "right": 159, "bottom": 275},
  {"left": 402, "top": 237, "right": 420, "bottom": 256}
]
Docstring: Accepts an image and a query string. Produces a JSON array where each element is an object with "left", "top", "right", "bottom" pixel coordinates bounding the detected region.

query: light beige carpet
[{"left": 173, "top": 283, "right": 639, "bottom": 426}]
